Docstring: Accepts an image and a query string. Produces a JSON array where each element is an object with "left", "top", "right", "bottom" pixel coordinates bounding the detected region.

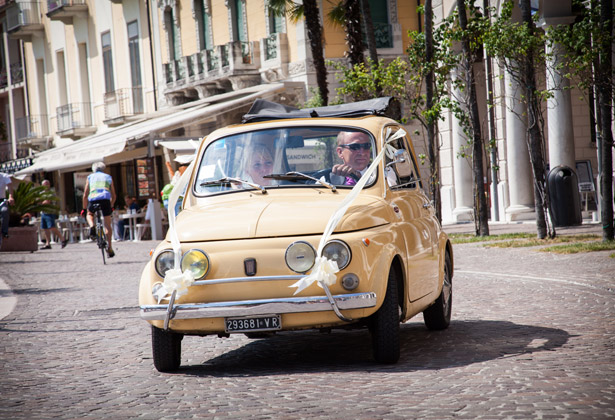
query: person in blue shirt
[{"left": 82, "top": 162, "right": 117, "bottom": 258}]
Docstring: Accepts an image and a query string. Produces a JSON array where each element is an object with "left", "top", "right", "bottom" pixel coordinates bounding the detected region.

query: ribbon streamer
[
  {"left": 156, "top": 159, "right": 197, "bottom": 302},
  {"left": 291, "top": 128, "right": 406, "bottom": 294}
]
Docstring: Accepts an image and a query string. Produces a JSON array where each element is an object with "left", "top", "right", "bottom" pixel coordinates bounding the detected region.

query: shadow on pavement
[{"left": 176, "top": 320, "right": 571, "bottom": 376}]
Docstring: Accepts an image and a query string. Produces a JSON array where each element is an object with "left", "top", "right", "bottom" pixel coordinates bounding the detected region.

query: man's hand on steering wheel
[{"left": 332, "top": 164, "right": 361, "bottom": 180}]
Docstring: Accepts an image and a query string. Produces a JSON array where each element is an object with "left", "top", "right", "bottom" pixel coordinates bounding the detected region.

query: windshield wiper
[
  {"left": 200, "top": 177, "right": 267, "bottom": 194},
  {"left": 265, "top": 171, "right": 337, "bottom": 192}
]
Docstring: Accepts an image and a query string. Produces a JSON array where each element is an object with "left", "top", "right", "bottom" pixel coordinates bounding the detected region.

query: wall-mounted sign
[{"left": 135, "top": 158, "right": 156, "bottom": 199}]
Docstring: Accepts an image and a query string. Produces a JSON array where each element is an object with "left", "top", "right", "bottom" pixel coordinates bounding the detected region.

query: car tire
[
  {"left": 151, "top": 325, "right": 183, "bottom": 372},
  {"left": 423, "top": 251, "right": 452, "bottom": 330},
  {"left": 370, "top": 266, "right": 400, "bottom": 364}
]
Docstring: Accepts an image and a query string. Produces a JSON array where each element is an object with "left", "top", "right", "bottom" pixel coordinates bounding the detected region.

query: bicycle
[{"left": 89, "top": 202, "right": 108, "bottom": 264}]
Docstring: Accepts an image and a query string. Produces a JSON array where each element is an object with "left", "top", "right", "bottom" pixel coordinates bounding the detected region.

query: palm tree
[{"left": 269, "top": 0, "right": 329, "bottom": 105}]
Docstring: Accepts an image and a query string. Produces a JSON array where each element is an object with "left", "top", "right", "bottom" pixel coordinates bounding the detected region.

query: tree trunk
[
  {"left": 303, "top": 0, "right": 329, "bottom": 105},
  {"left": 598, "top": 0, "right": 614, "bottom": 241},
  {"left": 456, "top": 0, "right": 489, "bottom": 236},
  {"left": 519, "top": 0, "right": 552, "bottom": 239},
  {"left": 359, "top": 0, "right": 382, "bottom": 96},
  {"left": 344, "top": 0, "right": 365, "bottom": 67},
  {"left": 425, "top": 0, "right": 441, "bottom": 222}
]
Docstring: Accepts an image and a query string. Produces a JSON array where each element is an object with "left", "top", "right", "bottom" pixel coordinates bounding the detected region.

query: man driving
[{"left": 330, "top": 131, "right": 372, "bottom": 186}]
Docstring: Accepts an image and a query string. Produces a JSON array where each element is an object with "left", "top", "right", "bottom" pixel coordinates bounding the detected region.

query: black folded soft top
[{"left": 242, "top": 97, "right": 398, "bottom": 123}]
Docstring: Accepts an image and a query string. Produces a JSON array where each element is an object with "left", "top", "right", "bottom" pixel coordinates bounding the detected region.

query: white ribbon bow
[{"left": 154, "top": 268, "right": 196, "bottom": 303}]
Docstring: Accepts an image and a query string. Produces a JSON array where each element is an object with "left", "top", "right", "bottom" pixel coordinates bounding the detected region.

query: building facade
[{"left": 1, "top": 0, "right": 611, "bottom": 230}]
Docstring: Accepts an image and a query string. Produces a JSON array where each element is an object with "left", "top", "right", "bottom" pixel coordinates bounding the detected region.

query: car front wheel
[
  {"left": 370, "top": 266, "right": 400, "bottom": 364},
  {"left": 151, "top": 325, "right": 183, "bottom": 372},
  {"left": 423, "top": 251, "right": 452, "bottom": 330}
]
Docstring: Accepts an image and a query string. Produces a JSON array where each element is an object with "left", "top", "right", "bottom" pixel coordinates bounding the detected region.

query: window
[
  {"left": 164, "top": 8, "right": 181, "bottom": 61},
  {"left": 385, "top": 129, "right": 420, "bottom": 189},
  {"left": 101, "top": 31, "right": 114, "bottom": 93},
  {"left": 268, "top": 9, "right": 284, "bottom": 34},
  {"left": 195, "top": 0, "right": 212, "bottom": 50},
  {"left": 127, "top": 21, "right": 143, "bottom": 113},
  {"left": 368, "top": 0, "right": 392, "bottom": 49},
  {"left": 230, "top": 0, "right": 246, "bottom": 42}
]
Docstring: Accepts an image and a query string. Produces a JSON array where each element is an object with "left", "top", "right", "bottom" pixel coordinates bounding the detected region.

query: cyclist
[{"left": 82, "top": 162, "right": 117, "bottom": 258}]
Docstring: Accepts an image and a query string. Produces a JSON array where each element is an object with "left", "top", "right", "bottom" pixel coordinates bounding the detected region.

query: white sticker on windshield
[{"left": 200, "top": 164, "right": 216, "bottom": 179}]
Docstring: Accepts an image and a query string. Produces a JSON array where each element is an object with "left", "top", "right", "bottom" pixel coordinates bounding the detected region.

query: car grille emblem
[{"left": 244, "top": 258, "right": 257, "bottom": 276}]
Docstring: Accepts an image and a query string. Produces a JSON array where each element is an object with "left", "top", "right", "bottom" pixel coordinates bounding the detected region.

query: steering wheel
[{"left": 310, "top": 168, "right": 332, "bottom": 184}]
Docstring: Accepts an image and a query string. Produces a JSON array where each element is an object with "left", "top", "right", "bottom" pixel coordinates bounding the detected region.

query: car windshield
[{"left": 194, "top": 126, "right": 377, "bottom": 195}]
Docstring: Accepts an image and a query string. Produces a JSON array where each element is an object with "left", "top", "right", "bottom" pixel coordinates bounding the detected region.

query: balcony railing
[
  {"left": 15, "top": 114, "right": 49, "bottom": 141},
  {"left": 104, "top": 87, "right": 144, "bottom": 121},
  {"left": 11, "top": 63, "right": 23, "bottom": 84},
  {"left": 6, "top": 1, "right": 43, "bottom": 32},
  {"left": 57, "top": 102, "right": 92, "bottom": 133},
  {"left": 264, "top": 33, "right": 277, "bottom": 61},
  {"left": 205, "top": 49, "right": 218, "bottom": 72},
  {"left": 47, "top": 0, "right": 87, "bottom": 21},
  {"left": 220, "top": 44, "right": 229, "bottom": 68},
  {"left": 373, "top": 22, "right": 393, "bottom": 49},
  {"left": 0, "top": 63, "right": 23, "bottom": 89}
]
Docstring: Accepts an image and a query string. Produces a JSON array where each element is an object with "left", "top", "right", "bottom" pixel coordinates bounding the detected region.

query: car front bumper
[{"left": 140, "top": 292, "right": 377, "bottom": 321}]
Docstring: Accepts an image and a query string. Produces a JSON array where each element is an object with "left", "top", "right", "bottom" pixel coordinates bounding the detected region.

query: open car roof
[{"left": 242, "top": 97, "right": 399, "bottom": 123}]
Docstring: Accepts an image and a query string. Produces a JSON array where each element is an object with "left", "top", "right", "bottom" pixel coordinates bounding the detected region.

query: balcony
[
  {"left": 162, "top": 40, "right": 262, "bottom": 105},
  {"left": 15, "top": 114, "right": 50, "bottom": 149},
  {"left": 103, "top": 87, "right": 144, "bottom": 126},
  {"left": 259, "top": 32, "right": 289, "bottom": 83},
  {"left": 46, "top": 0, "right": 87, "bottom": 23},
  {"left": 56, "top": 102, "right": 95, "bottom": 138},
  {"left": 6, "top": 1, "right": 44, "bottom": 41}
]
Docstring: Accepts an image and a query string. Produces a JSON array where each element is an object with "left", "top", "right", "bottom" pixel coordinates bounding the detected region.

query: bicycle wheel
[{"left": 96, "top": 222, "right": 106, "bottom": 265}]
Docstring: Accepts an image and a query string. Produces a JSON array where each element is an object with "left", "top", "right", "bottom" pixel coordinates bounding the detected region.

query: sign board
[{"left": 135, "top": 158, "right": 157, "bottom": 199}]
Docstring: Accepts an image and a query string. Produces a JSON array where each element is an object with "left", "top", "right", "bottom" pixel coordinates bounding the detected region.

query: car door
[{"left": 384, "top": 127, "right": 440, "bottom": 302}]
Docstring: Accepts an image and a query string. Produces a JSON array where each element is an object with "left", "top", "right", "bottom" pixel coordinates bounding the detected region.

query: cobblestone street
[{"left": 0, "top": 226, "right": 613, "bottom": 419}]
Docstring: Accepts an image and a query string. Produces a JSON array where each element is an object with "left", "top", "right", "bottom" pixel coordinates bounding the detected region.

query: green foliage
[
  {"left": 10, "top": 182, "right": 60, "bottom": 222},
  {"left": 301, "top": 87, "right": 325, "bottom": 108},
  {"left": 267, "top": 0, "right": 304, "bottom": 22},
  {"left": 546, "top": 0, "right": 615, "bottom": 92}
]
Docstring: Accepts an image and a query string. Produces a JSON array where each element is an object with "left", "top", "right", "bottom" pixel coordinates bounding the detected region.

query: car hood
[{"left": 173, "top": 192, "right": 391, "bottom": 242}]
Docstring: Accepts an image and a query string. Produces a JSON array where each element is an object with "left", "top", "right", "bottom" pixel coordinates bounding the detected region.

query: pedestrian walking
[
  {"left": 82, "top": 162, "right": 117, "bottom": 258},
  {"left": 39, "top": 180, "right": 67, "bottom": 250},
  {"left": 0, "top": 172, "right": 14, "bottom": 248}
]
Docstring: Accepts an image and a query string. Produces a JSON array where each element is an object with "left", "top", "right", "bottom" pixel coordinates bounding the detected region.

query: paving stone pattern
[{"left": 0, "top": 225, "right": 613, "bottom": 419}]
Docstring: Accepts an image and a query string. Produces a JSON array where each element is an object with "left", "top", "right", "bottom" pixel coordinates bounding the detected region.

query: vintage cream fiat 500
[{"left": 139, "top": 98, "right": 453, "bottom": 372}]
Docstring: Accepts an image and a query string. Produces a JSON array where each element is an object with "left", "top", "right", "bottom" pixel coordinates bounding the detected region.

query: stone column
[
  {"left": 504, "top": 70, "right": 535, "bottom": 220},
  {"left": 450, "top": 71, "right": 474, "bottom": 222},
  {"left": 540, "top": 18, "right": 577, "bottom": 170}
]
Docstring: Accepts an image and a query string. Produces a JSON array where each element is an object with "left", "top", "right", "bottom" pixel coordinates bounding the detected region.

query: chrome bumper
[{"left": 140, "top": 292, "right": 377, "bottom": 321}]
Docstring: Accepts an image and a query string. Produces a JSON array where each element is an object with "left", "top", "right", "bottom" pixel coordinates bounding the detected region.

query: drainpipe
[{"left": 146, "top": 0, "right": 158, "bottom": 111}]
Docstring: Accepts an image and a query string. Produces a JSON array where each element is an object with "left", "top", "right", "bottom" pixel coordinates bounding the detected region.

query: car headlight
[
  {"left": 285, "top": 241, "right": 316, "bottom": 273},
  {"left": 181, "top": 249, "right": 210, "bottom": 279},
  {"left": 322, "top": 240, "right": 351, "bottom": 270},
  {"left": 154, "top": 250, "right": 175, "bottom": 277}
]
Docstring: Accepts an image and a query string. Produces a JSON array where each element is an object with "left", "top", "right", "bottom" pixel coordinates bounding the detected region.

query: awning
[{"left": 16, "top": 83, "right": 295, "bottom": 176}]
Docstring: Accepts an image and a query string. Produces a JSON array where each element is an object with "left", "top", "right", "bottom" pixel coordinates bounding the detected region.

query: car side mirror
[{"left": 386, "top": 149, "right": 413, "bottom": 178}]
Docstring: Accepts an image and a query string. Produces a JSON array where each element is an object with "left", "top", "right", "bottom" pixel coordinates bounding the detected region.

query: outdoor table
[{"left": 119, "top": 211, "right": 143, "bottom": 241}]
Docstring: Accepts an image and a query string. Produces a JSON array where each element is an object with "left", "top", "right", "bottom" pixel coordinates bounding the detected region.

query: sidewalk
[{"left": 442, "top": 218, "right": 604, "bottom": 236}]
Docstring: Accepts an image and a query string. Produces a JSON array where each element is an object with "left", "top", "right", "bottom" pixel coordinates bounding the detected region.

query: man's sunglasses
[{"left": 339, "top": 143, "right": 371, "bottom": 151}]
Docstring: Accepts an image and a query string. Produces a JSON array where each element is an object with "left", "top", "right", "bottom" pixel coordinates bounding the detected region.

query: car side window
[{"left": 385, "top": 132, "right": 419, "bottom": 190}]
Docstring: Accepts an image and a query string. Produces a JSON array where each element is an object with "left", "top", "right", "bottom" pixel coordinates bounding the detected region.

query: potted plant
[{"left": 1, "top": 181, "right": 60, "bottom": 252}]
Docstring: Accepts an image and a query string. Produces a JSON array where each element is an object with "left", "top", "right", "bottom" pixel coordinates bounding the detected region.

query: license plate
[{"left": 225, "top": 315, "right": 281, "bottom": 333}]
